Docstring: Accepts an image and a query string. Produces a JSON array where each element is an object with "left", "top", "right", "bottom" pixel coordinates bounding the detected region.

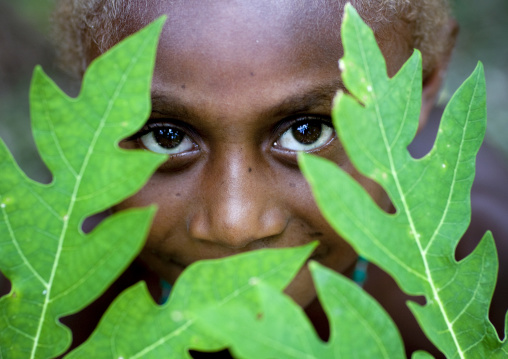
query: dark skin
[
  {"left": 83, "top": 0, "right": 457, "bottom": 356},
  {"left": 113, "top": 0, "right": 415, "bottom": 307}
]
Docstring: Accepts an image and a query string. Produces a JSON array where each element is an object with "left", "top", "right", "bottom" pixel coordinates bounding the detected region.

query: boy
[{"left": 52, "top": 0, "right": 464, "bottom": 356}]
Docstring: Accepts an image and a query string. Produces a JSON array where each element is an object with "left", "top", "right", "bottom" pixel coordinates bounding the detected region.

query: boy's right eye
[{"left": 135, "top": 123, "right": 197, "bottom": 155}]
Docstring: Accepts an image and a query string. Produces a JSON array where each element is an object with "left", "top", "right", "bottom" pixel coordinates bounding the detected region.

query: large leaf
[
  {"left": 65, "top": 243, "right": 316, "bottom": 358},
  {"left": 0, "top": 18, "right": 166, "bottom": 358},
  {"left": 197, "top": 261, "right": 405, "bottom": 359},
  {"left": 300, "top": 4, "right": 507, "bottom": 358}
]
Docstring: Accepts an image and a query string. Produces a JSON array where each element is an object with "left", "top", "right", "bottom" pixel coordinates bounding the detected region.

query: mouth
[
  {"left": 308, "top": 246, "right": 327, "bottom": 262},
  {"left": 149, "top": 242, "right": 327, "bottom": 273}
]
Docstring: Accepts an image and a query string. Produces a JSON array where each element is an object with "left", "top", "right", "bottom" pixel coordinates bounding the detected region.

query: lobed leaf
[
  {"left": 300, "top": 4, "right": 507, "bottom": 358},
  {"left": 198, "top": 261, "right": 406, "bottom": 359},
  {"left": 65, "top": 243, "right": 316, "bottom": 358},
  {"left": 0, "top": 18, "right": 166, "bottom": 358},
  {"left": 311, "top": 262, "right": 405, "bottom": 358}
]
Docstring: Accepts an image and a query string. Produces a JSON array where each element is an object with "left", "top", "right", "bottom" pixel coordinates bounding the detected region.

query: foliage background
[{"left": 444, "top": 0, "right": 508, "bottom": 159}]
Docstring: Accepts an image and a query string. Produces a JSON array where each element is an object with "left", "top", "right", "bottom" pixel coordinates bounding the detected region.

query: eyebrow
[
  {"left": 151, "top": 95, "right": 193, "bottom": 118},
  {"left": 150, "top": 79, "right": 345, "bottom": 119},
  {"left": 266, "top": 80, "right": 345, "bottom": 118}
]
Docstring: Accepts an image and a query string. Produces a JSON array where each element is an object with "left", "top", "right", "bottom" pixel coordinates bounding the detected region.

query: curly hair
[{"left": 51, "top": 0, "right": 452, "bottom": 79}]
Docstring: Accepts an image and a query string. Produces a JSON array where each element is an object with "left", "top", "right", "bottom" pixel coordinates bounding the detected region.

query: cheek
[
  {"left": 281, "top": 168, "right": 358, "bottom": 298},
  {"left": 281, "top": 161, "right": 389, "bottom": 307},
  {"left": 113, "top": 173, "right": 194, "bottom": 241}
]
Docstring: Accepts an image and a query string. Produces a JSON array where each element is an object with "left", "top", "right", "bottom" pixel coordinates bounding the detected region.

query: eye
[
  {"left": 275, "top": 118, "right": 334, "bottom": 151},
  {"left": 138, "top": 123, "right": 196, "bottom": 155}
]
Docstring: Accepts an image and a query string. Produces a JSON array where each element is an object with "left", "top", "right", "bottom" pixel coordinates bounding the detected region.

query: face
[{"left": 106, "top": 0, "right": 413, "bottom": 307}]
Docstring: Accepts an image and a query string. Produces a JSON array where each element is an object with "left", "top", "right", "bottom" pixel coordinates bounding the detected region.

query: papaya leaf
[
  {"left": 411, "top": 351, "right": 435, "bottom": 359},
  {"left": 300, "top": 4, "right": 507, "bottom": 358},
  {"left": 195, "top": 275, "right": 325, "bottom": 358},
  {"left": 65, "top": 243, "right": 316, "bottom": 358},
  {"left": 310, "top": 262, "right": 406, "bottom": 358},
  {"left": 0, "top": 18, "right": 166, "bottom": 358},
  {"left": 197, "top": 261, "right": 406, "bottom": 359}
]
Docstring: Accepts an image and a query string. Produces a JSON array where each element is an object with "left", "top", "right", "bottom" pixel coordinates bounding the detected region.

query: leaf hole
[
  {"left": 305, "top": 299, "right": 331, "bottom": 342},
  {"left": 407, "top": 107, "right": 441, "bottom": 160},
  {"left": 0, "top": 272, "right": 11, "bottom": 297},
  {"left": 189, "top": 349, "right": 233, "bottom": 358},
  {"left": 81, "top": 210, "right": 111, "bottom": 233}
]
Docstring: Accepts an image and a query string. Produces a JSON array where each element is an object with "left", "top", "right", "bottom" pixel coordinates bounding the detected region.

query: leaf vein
[
  {"left": 0, "top": 206, "right": 48, "bottom": 287},
  {"left": 30, "top": 34, "right": 145, "bottom": 359},
  {"left": 353, "top": 13, "right": 477, "bottom": 358},
  {"left": 25, "top": 186, "right": 64, "bottom": 222}
]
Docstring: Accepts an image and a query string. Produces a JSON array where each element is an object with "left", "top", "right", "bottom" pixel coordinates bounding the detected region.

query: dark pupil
[
  {"left": 154, "top": 128, "right": 184, "bottom": 149},
  {"left": 292, "top": 122, "right": 322, "bottom": 145}
]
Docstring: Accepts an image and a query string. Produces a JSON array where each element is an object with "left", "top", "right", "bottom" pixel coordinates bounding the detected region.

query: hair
[{"left": 51, "top": 0, "right": 452, "bottom": 79}]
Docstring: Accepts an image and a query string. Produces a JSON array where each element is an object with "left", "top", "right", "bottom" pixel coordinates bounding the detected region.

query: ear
[{"left": 419, "top": 19, "right": 459, "bottom": 131}]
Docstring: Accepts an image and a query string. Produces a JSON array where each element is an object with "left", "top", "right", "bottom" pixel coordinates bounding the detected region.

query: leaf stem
[
  {"left": 351, "top": 15, "right": 466, "bottom": 359},
  {"left": 30, "top": 47, "right": 139, "bottom": 359}
]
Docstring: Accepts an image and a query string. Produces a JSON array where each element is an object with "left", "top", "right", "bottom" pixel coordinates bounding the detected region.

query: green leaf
[
  {"left": 196, "top": 274, "right": 324, "bottom": 359},
  {"left": 197, "top": 261, "right": 405, "bottom": 359},
  {"left": 300, "top": 4, "right": 507, "bottom": 358},
  {"left": 65, "top": 243, "right": 316, "bottom": 358},
  {"left": 0, "top": 18, "right": 166, "bottom": 358},
  {"left": 311, "top": 262, "right": 405, "bottom": 358},
  {"left": 411, "top": 351, "right": 435, "bottom": 359}
]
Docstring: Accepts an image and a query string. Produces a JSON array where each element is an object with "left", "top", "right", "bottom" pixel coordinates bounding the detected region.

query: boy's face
[{"left": 111, "top": 0, "right": 413, "bottom": 307}]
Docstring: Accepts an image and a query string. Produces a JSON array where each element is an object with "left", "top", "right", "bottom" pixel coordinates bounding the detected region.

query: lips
[
  {"left": 169, "top": 257, "right": 188, "bottom": 269},
  {"left": 149, "top": 238, "right": 329, "bottom": 278},
  {"left": 151, "top": 242, "right": 327, "bottom": 271}
]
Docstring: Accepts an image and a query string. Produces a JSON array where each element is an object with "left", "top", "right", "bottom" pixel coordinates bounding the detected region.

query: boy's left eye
[{"left": 275, "top": 119, "right": 334, "bottom": 151}]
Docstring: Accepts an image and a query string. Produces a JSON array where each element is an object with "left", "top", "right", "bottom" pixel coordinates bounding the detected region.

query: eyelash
[
  {"left": 125, "top": 115, "right": 335, "bottom": 166},
  {"left": 128, "top": 121, "right": 190, "bottom": 140},
  {"left": 272, "top": 115, "right": 335, "bottom": 148}
]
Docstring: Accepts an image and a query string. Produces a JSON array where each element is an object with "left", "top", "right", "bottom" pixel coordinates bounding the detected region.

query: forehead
[
  {"left": 112, "top": 0, "right": 413, "bottom": 122},
  {"left": 130, "top": 0, "right": 343, "bottom": 32},
  {"left": 120, "top": 0, "right": 411, "bottom": 74},
  {"left": 127, "top": 0, "right": 345, "bottom": 65}
]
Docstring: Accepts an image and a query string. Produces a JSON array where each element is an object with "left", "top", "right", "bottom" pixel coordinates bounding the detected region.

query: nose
[{"left": 188, "top": 149, "right": 287, "bottom": 249}]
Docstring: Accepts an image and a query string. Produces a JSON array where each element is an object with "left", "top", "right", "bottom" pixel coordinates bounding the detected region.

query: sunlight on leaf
[
  {"left": 300, "top": 4, "right": 507, "bottom": 358},
  {"left": 0, "top": 18, "right": 166, "bottom": 358}
]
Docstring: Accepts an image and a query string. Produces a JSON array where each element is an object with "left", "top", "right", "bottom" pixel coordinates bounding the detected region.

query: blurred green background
[
  {"left": 0, "top": 0, "right": 66, "bottom": 181},
  {"left": 0, "top": 0, "right": 507, "bottom": 182},
  {"left": 444, "top": 1, "right": 508, "bottom": 161}
]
